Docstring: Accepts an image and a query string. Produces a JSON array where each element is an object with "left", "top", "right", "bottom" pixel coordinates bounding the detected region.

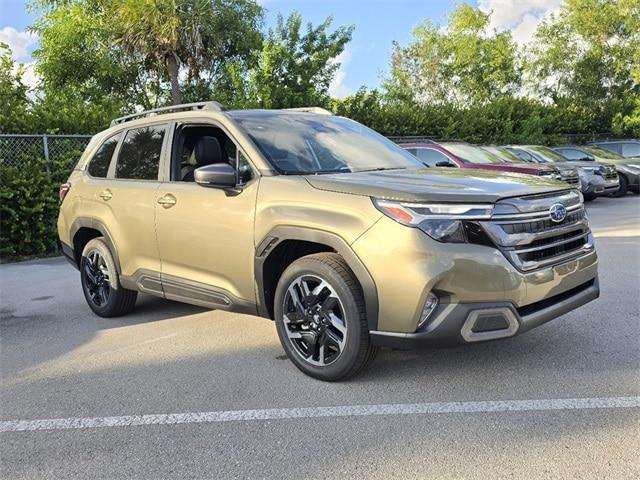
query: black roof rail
[{"left": 110, "top": 101, "right": 225, "bottom": 127}]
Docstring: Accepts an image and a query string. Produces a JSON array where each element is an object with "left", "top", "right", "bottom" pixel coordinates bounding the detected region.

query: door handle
[
  {"left": 99, "top": 189, "right": 113, "bottom": 201},
  {"left": 158, "top": 194, "right": 177, "bottom": 208}
]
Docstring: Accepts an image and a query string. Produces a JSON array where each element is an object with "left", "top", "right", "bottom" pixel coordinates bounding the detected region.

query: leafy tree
[
  {"left": 526, "top": 0, "right": 640, "bottom": 130},
  {"left": 32, "top": 0, "right": 264, "bottom": 108},
  {"left": 385, "top": 4, "right": 520, "bottom": 106},
  {"left": 0, "top": 44, "right": 32, "bottom": 133},
  {"left": 227, "top": 12, "right": 353, "bottom": 108}
]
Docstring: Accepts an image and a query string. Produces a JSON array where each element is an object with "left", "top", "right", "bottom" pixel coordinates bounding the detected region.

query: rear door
[{"left": 96, "top": 123, "right": 168, "bottom": 279}]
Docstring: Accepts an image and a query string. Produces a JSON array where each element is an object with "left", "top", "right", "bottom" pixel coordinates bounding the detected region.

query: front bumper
[
  {"left": 370, "top": 278, "right": 599, "bottom": 348},
  {"left": 351, "top": 214, "right": 599, "bottom": 343},
  {"left": 580, "top": 172, "right": 619, "bottom": 196}
]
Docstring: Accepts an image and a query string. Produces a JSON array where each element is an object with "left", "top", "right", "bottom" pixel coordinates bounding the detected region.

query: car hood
[
  {"left": 305, "top": 168, "right": 570, "bottom": 203},
  {"left": 466, "top": 163, "right": 554, "bottom": 174}
]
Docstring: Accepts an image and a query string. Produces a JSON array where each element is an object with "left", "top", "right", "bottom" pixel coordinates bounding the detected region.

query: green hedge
[
  {"left": 332, "top": 91, "right": 623, "bottom": 144},
  {"left": 0, "top": 153, "right": 78, "bottom": 260}
]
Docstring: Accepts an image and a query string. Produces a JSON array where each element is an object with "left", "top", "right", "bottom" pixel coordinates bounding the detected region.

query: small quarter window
[
  {"left": 116, "top": 125, "right": 166, "bottom": 180},
  {"left": 87, "top": 133, "right": 120, "bottom": 178},
  {"left": 237, "top": 151, "right": 254, "bottom": 185}
]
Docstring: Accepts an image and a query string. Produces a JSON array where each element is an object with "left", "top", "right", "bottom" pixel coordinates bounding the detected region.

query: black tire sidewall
[
  {"left": 80, "top": 238, "right": 123, "bottom": 317},
  {"left": 274, "top": 257, "right": 367, "bottom": 381},
  {"left": 612, "top": 174, "right": 628, "bottom": 197}
]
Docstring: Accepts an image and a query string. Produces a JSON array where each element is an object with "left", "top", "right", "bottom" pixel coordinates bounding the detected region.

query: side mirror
[
  {"left": 435, "top": 161, "right": 455, "bottom": 167},
  {"left": 194, "top": 163, "right": 236, "bottom": 188}
]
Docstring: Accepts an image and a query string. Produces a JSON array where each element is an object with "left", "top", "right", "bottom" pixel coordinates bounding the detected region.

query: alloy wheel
[
  {"left": 83, "top": 250, "right": 111, "bottom": 307},
  {"left": 282, "top": 274, "right": 347, "bottom": 366}
]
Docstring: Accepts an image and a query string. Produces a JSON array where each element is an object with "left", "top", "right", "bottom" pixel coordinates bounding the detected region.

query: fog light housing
[{"left": 417, "top": 292, "right": 439, "bottom": 330}]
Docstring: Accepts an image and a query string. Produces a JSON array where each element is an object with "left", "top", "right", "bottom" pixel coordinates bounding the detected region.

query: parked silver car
[{"left": 506, "top": 145, "right": 619, "bottom": 201}]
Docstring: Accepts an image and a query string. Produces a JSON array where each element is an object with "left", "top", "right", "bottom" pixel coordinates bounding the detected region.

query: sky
[{"left": 0, "top": 0, "right": 562, "bottom": 96}]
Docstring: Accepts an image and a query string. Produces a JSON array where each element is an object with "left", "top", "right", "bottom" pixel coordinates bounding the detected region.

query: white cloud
[
  {"left": 328, "top": 49, "right": 352, "bottom": 98},
  {"left": 21, "top": 62, "right": 39, "bottom": 90},
  {"left": 478, "top": 0, "right": 561, "bottom": 44},
  {"left": 0, "top": 26, "right": 37, "bottom": 60}
]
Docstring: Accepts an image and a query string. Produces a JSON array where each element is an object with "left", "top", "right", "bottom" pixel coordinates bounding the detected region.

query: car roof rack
[
  {"left": 283, "top": 107, "right": 334, "bottom": 115},
  {"left": 110, "top": 101, "right": 225, "bottom": 127}
]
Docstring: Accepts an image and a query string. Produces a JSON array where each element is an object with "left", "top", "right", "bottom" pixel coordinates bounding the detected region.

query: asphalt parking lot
[{"left": 1, "top": 196, "right": 639, "bottom": 479}]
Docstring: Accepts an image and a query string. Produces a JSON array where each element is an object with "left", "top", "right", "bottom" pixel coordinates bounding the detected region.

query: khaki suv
[{"left": 58, "top": 102, "right": 600, "bottom": 381}]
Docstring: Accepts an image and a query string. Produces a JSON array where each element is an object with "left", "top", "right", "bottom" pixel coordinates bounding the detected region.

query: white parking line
[{"left": 1, "top": 396, "right": 638, "bottom": 433}]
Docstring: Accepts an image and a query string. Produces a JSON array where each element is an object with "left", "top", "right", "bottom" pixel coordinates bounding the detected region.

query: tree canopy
[{"left": 1, "top": 0, "right": 638, "bottom": 138}]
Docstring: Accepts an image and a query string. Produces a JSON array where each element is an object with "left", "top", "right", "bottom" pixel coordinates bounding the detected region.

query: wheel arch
[
  {"left": 255, "top": 227, "right": 379, "bottom": 330},
  {"left": 70, "top": 218, "right": 121, "bottom": 274}
]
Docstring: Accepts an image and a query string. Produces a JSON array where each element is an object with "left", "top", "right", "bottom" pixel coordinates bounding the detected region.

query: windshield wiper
[
  {"left": 282, "top": 167, "right": 352, "bottom": 175},
  {"left": 354, "top": 167, "right": 407, "bottom": 173}
]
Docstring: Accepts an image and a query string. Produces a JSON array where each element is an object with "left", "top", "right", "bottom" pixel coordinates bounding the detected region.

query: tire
[
  {"left": 610, "top": 174, "right": 628, "bottom": 198},
  {"left": 274, "top": 253, "right": 378, "bottom": 381},
  {"left": 80, "top": 238, "right": 137, "bottom": 317},
  {"left": 583, "top": 192, "right": 596, "bottom": 202}
]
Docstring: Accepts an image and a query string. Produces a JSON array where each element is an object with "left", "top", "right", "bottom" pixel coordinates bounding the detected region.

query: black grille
[
  {"left": 518, "top": 236, "right": 588, "bottom": 263},
  {"left": 604, "top": 166, "right": 618, "bottom": 180},
  {"left": 500, "top": 209, "right": 586, "bottom": 234}
]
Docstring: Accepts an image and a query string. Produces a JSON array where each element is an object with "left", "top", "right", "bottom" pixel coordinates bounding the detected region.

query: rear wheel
[
  {"left": 610, "top": 174, "right": 628, "bottom": 198},
  {"left": 80, "top": 238, "right": 137, "bottom": 317},
  {"left": 274, "top": 253, "right": 378, "bottom": 381}
]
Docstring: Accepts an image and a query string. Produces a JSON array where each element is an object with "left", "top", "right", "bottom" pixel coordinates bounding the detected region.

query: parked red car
[{"left": 401, "top": 141, "right": 561, "bottom": 178}]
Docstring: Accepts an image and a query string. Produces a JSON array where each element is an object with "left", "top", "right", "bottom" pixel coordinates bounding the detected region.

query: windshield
[
  {"left": 481, "top": 146, "right": 526, "bottom": 164},
  {"left": 527, "top": 146, "right": 569, "bottom": 163},
  {"left": 584, "top": 146, "right": 624, "bottom": 160},
  {"left": 441, "top": 143, "right": 506, "bottom": 164},
  {"left": 230, "top": 111, "right": 423, "bottom": 174}
]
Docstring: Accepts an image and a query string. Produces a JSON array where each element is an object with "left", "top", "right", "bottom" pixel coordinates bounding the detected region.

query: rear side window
[
  {"left": 116, "top": 125, "right": 166, "bottom": 180},
  {"left": 87, "top": 134, "right": 120, "bottom": 178}
]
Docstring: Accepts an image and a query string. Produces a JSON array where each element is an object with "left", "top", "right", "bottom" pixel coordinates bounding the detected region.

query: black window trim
[{"left": 107, "top": 121, "right": 170, "bottom": 182}]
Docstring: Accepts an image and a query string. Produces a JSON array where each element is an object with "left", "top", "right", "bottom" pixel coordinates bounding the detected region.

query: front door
[{"left": 155, "top": 123, "right": 259, "bottom": 310}]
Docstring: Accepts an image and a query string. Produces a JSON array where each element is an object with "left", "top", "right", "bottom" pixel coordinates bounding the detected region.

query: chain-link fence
[{"left": 0, "top": 134, "right": 93, "bottom": 169}]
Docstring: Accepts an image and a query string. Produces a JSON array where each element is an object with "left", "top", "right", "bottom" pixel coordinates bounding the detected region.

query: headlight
[
  {"left": 580, "top": 166, "right": 604, "bottom": 175},
  {"left": 373, "top": 199, "right": 494, "bottom": 243}
]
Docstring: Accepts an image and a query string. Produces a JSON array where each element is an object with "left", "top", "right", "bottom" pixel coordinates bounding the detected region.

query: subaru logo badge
[{"left": 549, "top": 203, "right": 567, "bottom": 223}]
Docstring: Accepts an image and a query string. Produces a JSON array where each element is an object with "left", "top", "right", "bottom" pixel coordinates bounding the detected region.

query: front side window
[
  {"left": 87, "top": 133, "right": 120, "bottom": 178},
  {"left": 230, "top": 112, "right": 422, "bottom": 174},
  {"left": 416, "top": 148, "right": 453, "bottom": 167},
  {"left": 115, "top": 125, "right": 166, "bottom": 180}
]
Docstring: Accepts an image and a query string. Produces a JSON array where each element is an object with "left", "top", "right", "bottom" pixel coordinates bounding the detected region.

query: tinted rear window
[
  {"left": 116, "top": 125, "right": 166, "bottom": 180},
  {"left": 88, "top": 134, "right": 120, "bottom": 178}
]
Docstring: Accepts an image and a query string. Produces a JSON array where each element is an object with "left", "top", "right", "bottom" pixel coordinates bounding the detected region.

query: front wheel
[
  {"left": 610, "top": 174, "right": 628, "bottom": 198},
  {"left": 80, "top": 238, "right": 137, "bottom": 317},
  {"left": 274, "top": 253, "right": 378, "bottom": 381}
]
